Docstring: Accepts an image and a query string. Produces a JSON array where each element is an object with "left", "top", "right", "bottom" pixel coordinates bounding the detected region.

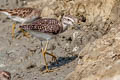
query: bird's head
[
  {"left": 62, "top": 15, "right": 78, "bottom": 26},
  {"left": 61, "top": 15, "right": 79, "bottom": 30}
]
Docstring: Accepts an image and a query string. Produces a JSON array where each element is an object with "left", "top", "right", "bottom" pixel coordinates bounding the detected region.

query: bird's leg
[
  {"left": 12, "top": 23, "right": 16, "bottom": 38},
  {"left": 42, "top": 41, "right": 57, "bottom": 62},
  {"left": 45, "top": 52, "right": 57, "bottom": 62},
  {"left": 41, "top": 40, "right": 56, "bottom": 72},
  {"left": 41, "top": 40, "right": 52, "bottom": 72},
  {"left": 41, "top": 48, "right": 50, "bottom": 72},
  {"left": 42, "top": 41, "right": 57, "bottom": 61},
  {"left": 19, "top": 28, "right": 30, "bottom": 38}
]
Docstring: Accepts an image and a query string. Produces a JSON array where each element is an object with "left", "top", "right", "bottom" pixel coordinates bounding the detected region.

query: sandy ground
[
  {"left": 0, "top": 0, "right": 79, "bottom": 80},
  {"left": 0, "top": 0, "right": 116, "bottom": 80}
]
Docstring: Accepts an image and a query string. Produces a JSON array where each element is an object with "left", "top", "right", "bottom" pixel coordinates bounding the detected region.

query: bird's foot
[
  {"left": 23, "top": 32, "right": 30, "bottom": 38},
  {"left": 45, "top": 52, "right": 58, "bottom": 63},
  {"left": 19, "top": 28, "right": 31, "bottom": 38},
  {"left": 43, "top": 68, "right": 53, "bottom": 73},
  {"left": 52, "top": 56, "right": 57, "bottom": 62},
  {"left": 51, "top": 54, "right": 58, "bottom": 64}
]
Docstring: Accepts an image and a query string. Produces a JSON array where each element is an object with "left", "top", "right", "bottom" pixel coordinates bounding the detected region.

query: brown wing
[
  {"left": 31, "top": 18, "right": 61, "bottom": 25},
  {"left": 1, "top": 8, "right": 34, "bottom": 18},
  {"left": 20, "top": 24, "right": 62, "bottom": 34},
  {"left": 20, "top": 19, "right": 63, "bottom": 34}
]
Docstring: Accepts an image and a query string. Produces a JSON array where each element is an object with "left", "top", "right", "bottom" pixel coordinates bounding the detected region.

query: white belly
[
  {"left": 11, "top": 16, "right": 26, "bottom": 23},
  {"left": 28, "top": 30, "right": 54, "bottom": 41}
]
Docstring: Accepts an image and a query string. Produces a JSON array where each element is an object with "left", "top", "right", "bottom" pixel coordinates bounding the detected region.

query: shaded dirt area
[{"left": 65, "top": 0, "right": 120, "bottom": 80}]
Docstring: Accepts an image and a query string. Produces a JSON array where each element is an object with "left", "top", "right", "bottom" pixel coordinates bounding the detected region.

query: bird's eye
[{"left": 67, "top": 19, "right": 70, "bottom": 21}]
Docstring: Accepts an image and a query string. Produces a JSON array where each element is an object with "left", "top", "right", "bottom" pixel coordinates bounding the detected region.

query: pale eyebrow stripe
[{"left": 64, "top": 17, "right": 75, "bottom": 22}]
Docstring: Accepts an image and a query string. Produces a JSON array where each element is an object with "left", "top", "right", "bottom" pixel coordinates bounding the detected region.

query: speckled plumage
[
  {"left": 20, "top": 18, "right": 63, "bottom": 35},
  {"left": 0, "top": 7, "right": 41, "bottom": 23},
  {"left": 0, "top": 8, "right": 33, "bottom": 18},
  {"left": 0, "top": 7, "right": 42, "bottom": 38},
  {"left": 19, "top": 15, "right": 78, "bottom": 41}
]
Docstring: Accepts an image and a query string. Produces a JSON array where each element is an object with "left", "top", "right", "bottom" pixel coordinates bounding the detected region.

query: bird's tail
[
  {"left": 0, "top": 9, "right": 6, "bottom": 12},
  {"left": 0, "top": 9, "right": 3, "bottom": 11}
]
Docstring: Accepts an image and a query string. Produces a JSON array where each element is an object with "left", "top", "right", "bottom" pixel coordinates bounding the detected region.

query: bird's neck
[{"left": 62, "top": 22, "right": 69, "bottom": 31}]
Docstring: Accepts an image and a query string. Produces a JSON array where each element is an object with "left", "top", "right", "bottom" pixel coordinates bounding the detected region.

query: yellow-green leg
[
  {"left": 12, "top": 23, "right": 16, "bottom": 38},
  {"left": 45, "top": 52, "right": 57, "bottom": 62},
  {"left": 41, "top": 40, "right": 57, "bottom": 72},
  {"left": 19, "top": 28, "right": 30, "bottom": 38},
  {"left": 12, "top": 23, "right": 30, "bottom": 39}
]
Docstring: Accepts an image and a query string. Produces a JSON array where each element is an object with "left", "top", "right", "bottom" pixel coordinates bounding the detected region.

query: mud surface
[
  {"left": 0, "top": 0, "right": 78, "bottom": 80},
  {"left": 0, "top": 0, "right": 117, "bottom": 80}
]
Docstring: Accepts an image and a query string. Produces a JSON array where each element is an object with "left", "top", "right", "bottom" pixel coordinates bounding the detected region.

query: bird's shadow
[{"left": 41, "top": 54, "right": 78, "bottom": 71}]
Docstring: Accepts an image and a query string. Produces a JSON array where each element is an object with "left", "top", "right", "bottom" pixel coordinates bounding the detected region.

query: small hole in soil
[{"left": 26, "top": 64, "right": 36, "bottom": 69}]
